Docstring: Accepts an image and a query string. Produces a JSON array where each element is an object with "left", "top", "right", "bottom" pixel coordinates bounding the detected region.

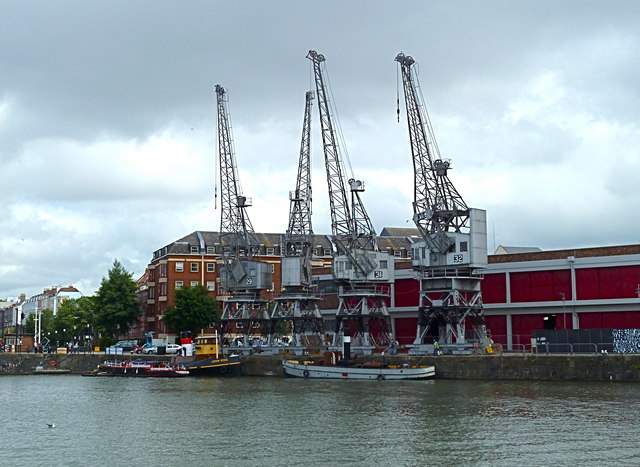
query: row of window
[
  {"left": 175, "top": 262, "right": 216, "bottom": 273},
  {"left": 175, "top": 281, "right": 216, "bottom": 291},
  {"left": 148, "top": 280, "right": 216, "bottom": 298},
  {"left": 156, "top": 243, "right": 412, "bottom": 260},
  {"left": 187, "top": 244, "right": 335, "bottom": 257}
]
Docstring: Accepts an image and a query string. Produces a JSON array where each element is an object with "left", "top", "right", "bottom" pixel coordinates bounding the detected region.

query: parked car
[
  {"left": 142, "top": 344, "right": 182, "bottom": 355},
  {"left": 134, "top": 344, "right": 150, "bottom": 354},
  {"left": 112, "top": 340, "right": 137, "bottom": 352}
]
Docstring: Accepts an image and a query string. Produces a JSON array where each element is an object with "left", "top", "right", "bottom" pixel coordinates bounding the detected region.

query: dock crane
[
  {"left": 271, "top": 91, "right": 325, "bottom": 352},
  {"left": 307, "top": 50, "right": 395, "bottom": 351},
  {"left": 215, "top": 84, "right": 273, "bottom": 352},
  {"left": 395, "top": 53, "right": 488, "bottom": 353}
]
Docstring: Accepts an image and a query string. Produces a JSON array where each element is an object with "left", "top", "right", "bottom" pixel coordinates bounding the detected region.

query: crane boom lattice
[
  {"left": 308, "top": 50, "right": 394, "bottom": 351},
  {"left": 215, "top": 84, "right": 273, "bottom": 352},
  {"left": 395, "top": 53, "right": 488, "bottom": 353},
  {"left": 272, "top": 90, "right": 325, "bottom": 352}
]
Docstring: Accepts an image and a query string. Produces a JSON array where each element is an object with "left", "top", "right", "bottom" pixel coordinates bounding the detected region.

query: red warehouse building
[{"left": 317, "top": 244, "right": 640, "bottom": 351}]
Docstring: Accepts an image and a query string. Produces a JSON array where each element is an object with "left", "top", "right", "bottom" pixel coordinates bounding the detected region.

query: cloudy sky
[{"left": 2, "top": 0, "right": 640, "bottom": 299}]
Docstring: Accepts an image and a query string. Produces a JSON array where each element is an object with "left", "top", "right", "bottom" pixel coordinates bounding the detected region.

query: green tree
[
  {"left": 54, "top": 300, "right": 80, "bottom": 345},
  {"left": 24, "top": 313, "right": 36, "bottom": 334},
  {"left": 53, "top": 297, "right": 96, "bottom": 345},
  {"left": 94, "top": 259, "right": 140, "bottom": 338},
  {"left": 163, "top": 285, "right": 220, "bottom": 336},
  {"left": 75, "top": 296, "right": 98, "bottom": 344}
]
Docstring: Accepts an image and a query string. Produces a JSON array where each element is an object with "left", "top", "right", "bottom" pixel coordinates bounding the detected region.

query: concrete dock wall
[
  {"left": 243, "top": 353, "right": 640, "bottom": 381},
  {"left": 2, "top": 352, "right": 640, "bottom": 381}
]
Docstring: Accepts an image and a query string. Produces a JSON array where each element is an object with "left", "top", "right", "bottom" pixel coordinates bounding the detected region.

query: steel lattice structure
[
  {"left": 395, "top": 53, "right": 488, "bottom": 351},
  {"left": 395, "top": 54, "right": 470, "bottom": 253},
  {"left": 215, "top": 84, "right": 272, "bottom": 350},
  {"left": 307, "top": 50, "right": 392, "bottom": 350},
  {"left": 272, "top": 91, "right": 325, "bottom": 351},
  {"left": 215, "top": 84, "right": 260, "bottom": 259}
]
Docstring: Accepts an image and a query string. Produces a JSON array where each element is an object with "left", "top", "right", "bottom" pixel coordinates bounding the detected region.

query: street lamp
[{"left": 560, "top": 292, "right": 566, "bottom": 329}]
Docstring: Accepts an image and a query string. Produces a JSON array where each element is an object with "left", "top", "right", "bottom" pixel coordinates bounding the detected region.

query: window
[
  {"left": 460, "top": 241, "right": 468, "bottom": 252},
  {"left": 148, "top": 287, "right": 155, "bottom": 298},
  {"left": 380, "top": 260, "right": 388, "bottom": 269},
  {"left": 207, "top": 246, "right": 215, "bottom": 254},
  {"left": 175, "top": 281, "right": 183, "bottom": 290},
  {"left": 175, "top": 262, "right": 184, "bottom": 272},
  {"left": 191, "top": 262, "right": 199, "bottom": 273},
  {"left": 207, "top": 281, "right": 216, "bottom": 291},
  {"left": 266, "top": 247, "right": 275, "bottom": 256},
  {"left": 323, "top": 248, "right": 331, "bottom": 256},
  {"left": 159, "top": 264, "right": 167, "bottom": 278},
  {"left": 160, "top": 282, "right": 167, "bottom": 296},
  {"left": 190, "top": 245, "right": 198, "bottom": 253},
  {"left": 207, "top": 263, "right": 215, "bottom": 273},
  {"left": 394, "top": 251, "right": 402, "bottom": 257},
  {"left": 190, "top": 281, "right": 199, "bottom": 287},
  {"left": 270, "top": 264, "right": 275, "bottom": 273}
]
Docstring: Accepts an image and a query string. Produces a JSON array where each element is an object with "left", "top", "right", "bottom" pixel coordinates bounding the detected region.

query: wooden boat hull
[
  {"left": 180, "top": 355, "right": 242, "bottom": 376},
  {"left": 98, "top": 361, "right": 189, "bottom": 377},
  {"left": 282, "top": 360, "right": 435, "bottom": 380}
]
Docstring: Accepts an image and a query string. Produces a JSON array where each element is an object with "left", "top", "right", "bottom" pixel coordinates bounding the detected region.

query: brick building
[
  {"left": 139, "top": 230, "right": 413, "bottom": 339},
  {"left": 22, "top": 286, "right": 83, "bottom": 317}
]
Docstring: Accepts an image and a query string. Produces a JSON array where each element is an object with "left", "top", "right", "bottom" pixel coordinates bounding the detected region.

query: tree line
[{"left": 24, "top": 259, "right": 220, "bottom": 348}]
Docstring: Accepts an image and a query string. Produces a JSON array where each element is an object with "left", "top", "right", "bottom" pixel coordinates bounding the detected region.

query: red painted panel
[
  {"left": 576, "top": 266, "right": 640, "bottom": 300},
  {"left": 511, "top": 270, "right": 571, "bottom": 302},
  {"left": 481, "top": 273, "right": 507, "bottom": 304},
  {"left": 510, "top": 273, "right": 530, "bottom": 302},
  {"left": 394, "top": 278, "right": 420, "bottom": 307},
  {"left": 578, "top": 312, "right": 603, "bottom": 329},
  {"left": 511, "top": 314, "right": 545, "bottom": 347},
  {"left": 556, "top": 313, "right": 572, "bottom": 330},
  {"left": 597, "top": 311, "right": 640, "bottom": 328},
  {"left": 485, "top": 315, "right": 507, "bottom": 344},
  {"left": 394, "top": 317, "right": 417, "bottom": 346},
  {"left": 553, "top": 270, "right": 572, "bottom": 301},
  {"left": 579, "top": 311, "right": 640, "bottom": 329}
]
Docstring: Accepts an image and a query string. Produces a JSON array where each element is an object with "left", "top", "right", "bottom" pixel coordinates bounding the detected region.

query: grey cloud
[{"left": 2, "top": 0, "right": 640, "bottom": 297}]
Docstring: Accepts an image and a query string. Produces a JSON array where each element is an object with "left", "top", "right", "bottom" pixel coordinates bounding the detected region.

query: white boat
[{"left": 282, "top": 359, "right": 435, "bottom": 380}]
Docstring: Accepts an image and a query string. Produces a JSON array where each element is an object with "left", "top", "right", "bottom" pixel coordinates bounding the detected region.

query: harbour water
[{"left": 1, "top": 375, "right": 639, "bottom": 466}]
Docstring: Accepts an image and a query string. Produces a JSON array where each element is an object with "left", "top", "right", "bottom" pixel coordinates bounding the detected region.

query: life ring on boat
[
  {"left": 303, "top": 369, "right": 310, "bottom": 378},
  {"left": 377, "top": 374, "right": 385, "bottom": 381},
  {"left": 50, "top": 360, "right": 57, "bottom": 367}
]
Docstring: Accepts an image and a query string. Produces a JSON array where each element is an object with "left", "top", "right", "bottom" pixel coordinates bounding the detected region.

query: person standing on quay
[{"left": 433, "top": 339, "right": 442, "bottom": 356}]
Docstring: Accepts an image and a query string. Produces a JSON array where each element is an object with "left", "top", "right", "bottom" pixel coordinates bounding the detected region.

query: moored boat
[
  {"left": 179, "top": 355, "right": 242, "bottom": 376},
  {"left": 283, "top": 329, "right": 434, "bottom": 380},
  {"left": 282, "top": 358, "right": 434, "bottom": 380},
  {"left": 98, "top": 360, "right": 189, "bottom": 377},
  {"left": 174, "top": 334, "right": 242, "bottom": 376}
]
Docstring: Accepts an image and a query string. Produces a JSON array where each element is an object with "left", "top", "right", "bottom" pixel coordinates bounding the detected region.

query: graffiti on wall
[{"left": 612, "top": 329, "right": 640, "bottom": 354}]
